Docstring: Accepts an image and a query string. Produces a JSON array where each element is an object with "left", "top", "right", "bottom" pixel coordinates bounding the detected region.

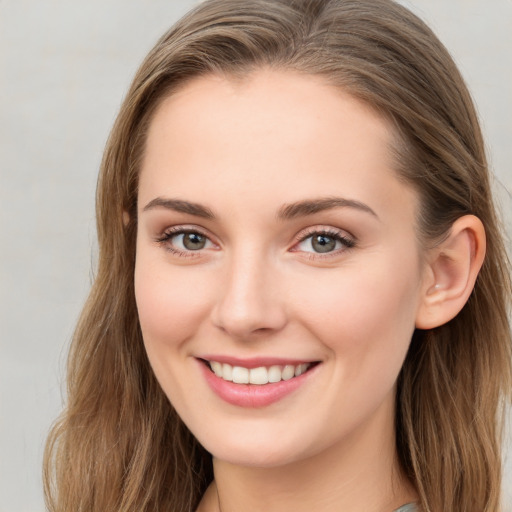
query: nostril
[{"left": 211, "top": 301, "right": 288, "bottom": 338}]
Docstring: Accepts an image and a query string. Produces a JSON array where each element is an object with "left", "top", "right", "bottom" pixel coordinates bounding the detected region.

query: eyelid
[
  {"left": 292, "top": 225, "right": 355, "bottom": 243},
  {"left": 155, "top": 224, "right": 219, "bottom": 256},
  {"left": 290, "top": 225, "right": 356, "bottom": 256},
  {"left": 153, "top": 224, "right": 355, "bottom": 259},
  {"left": 155, "top": 224, "right": 212, "bottom": 240}
]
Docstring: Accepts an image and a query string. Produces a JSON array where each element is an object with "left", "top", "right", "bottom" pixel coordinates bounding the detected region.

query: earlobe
[
  {"left": 415, "top": 215, "right": 486, "bottom": 330},
  {"left": 123, "top": 211, "right": 130, "bottom": 226}
]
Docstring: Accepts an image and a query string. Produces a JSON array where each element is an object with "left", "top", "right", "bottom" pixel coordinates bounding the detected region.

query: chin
[
  {"left": 196, "top": 423, "right": 322, "bottom": 469},
  {"left": 210, "top": 445, "right": 301, "bottom": 469}
]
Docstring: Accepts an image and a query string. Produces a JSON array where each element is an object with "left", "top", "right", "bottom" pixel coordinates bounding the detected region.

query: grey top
[{"left": 394, "top": 505, "right": 418, "bottom": 512}]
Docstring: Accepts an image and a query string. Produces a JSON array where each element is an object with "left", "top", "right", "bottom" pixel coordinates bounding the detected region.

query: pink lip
[{"left": 197, "top": 359, "right": 319, "bottom": 408}]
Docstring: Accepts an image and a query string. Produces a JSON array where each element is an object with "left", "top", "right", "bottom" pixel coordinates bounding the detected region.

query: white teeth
[
  {"left": 268, "top": 365, "right": 282, "bottom": 383},
  {"left": 232, "top": 366, "right": 249, "bottom": 384},
  {"left": 222, "top": 363, "right": 233, "bottom": 381},
  {"left": 281, "top": 365, "right": 295, "bottom": 381},
  {"left": 295, "top": 363, "right": 308, "bottom": 377},
  {"left": 249, "top": 366, "right": 268, "bottom": 385},
  {"left": 211, "top": 361, "right": 223, "bottom": 377},
  {"left": 208, "top": 361, "right": 312, "bottom": 384}
]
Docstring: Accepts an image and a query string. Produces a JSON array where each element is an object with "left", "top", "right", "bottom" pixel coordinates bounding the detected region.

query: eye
[
  {"left": 156, "top": 227, "right": 215, "bottom": 255},
  {"left": 174, "top": 232, "right": 210, "bottom": 251},
  {"left": 294, "top": 229, "right": 355, "bottom": 255}
]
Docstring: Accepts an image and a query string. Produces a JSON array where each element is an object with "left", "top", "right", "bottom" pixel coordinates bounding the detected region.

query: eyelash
[
  {"left": 155, "top": 226, "right": 356, "bottom": 259},
  {"left": 292, "top": 228, "right": 356, "bottom": 259},
  {"left": 155, "top": 226, "right": 213, "bottom": 258}
]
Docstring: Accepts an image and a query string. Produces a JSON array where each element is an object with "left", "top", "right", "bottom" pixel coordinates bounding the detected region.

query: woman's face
[{"left": 135, "top": 70, "right": 428, "bottom": 467}]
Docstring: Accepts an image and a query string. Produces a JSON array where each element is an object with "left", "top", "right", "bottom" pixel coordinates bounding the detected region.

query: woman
[{"left": 44, "top": 1, "right": 512, "bottom": 511}]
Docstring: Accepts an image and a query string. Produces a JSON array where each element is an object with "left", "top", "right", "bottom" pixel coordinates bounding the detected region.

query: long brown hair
[{"left": 44, "top": 1, "right": 512, "bottom": 511}]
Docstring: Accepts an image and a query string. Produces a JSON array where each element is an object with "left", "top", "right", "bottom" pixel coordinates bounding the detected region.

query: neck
[{"left": 198, "top": 395, "right": 417, "bottom": 512}]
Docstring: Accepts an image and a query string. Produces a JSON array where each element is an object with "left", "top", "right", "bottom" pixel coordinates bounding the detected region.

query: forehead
[
  {"left": 144, "top": 70, "right": 394, "bottom": 161},
  {"left": 139, "top": 69, "right": 417, "bottom": 226}
]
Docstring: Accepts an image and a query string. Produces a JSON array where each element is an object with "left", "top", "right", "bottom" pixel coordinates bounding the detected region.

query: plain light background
[{"left": 1, "top": 1, "right": 510, "bottom": 511}]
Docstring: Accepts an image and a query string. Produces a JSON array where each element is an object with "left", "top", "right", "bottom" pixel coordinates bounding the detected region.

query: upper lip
[{"left": 197, "top": 355, "right": 319, "bottom": 369}]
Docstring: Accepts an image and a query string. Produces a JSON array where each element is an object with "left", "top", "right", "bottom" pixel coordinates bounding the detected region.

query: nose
[{"left": 210, "top": 251, "right": 288, "bottom": 339}]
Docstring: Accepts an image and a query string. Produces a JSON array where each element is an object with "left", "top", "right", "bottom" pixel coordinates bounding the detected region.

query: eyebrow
[
  {"left": 141, "top": 196, "right": 378, "bottom": 221},
  {"left": 277, "top": 197, "right": 378, "bottom": 220},
  {"left": 142, "top": 197, "right": 215, "bottom": 219}
]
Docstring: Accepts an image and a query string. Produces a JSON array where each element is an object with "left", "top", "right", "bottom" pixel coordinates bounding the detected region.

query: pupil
[
  {"left": 183, "top": 233, "right": 206, "bottom": 250},
  {"left": 312, "top": 235, "right": 335, "bottom": 253}
]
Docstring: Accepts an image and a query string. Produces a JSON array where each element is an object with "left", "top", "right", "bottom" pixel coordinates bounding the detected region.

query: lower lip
[{"left": 198, "top": 361, "right": 317, "bottom": 408}]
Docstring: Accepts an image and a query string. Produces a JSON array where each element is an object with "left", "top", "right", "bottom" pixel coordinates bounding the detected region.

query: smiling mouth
[{"left": 202, "top": 360, "right": 318, "bottom": 385}]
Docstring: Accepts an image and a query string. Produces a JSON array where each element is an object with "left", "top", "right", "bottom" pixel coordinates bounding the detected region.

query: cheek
[
  {"left": 293, "top": 250, "right": 421, "bottom": 370},
  {"left": 134, "top": 256, "right": 214, "bottom": 350},
  {"left": 288, "top": 253, "right": 422, "bottom": 439},
  {"left": 133, "top": 254, "right": 219, "bottom": 409}
]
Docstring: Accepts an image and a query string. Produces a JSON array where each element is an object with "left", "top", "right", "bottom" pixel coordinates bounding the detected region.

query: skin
[{"left": 134, "top": 69, "right": 435, "bottom": 512}]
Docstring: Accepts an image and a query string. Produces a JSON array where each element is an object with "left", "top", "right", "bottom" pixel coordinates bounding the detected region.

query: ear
[
  {"left": 123, "top": 210, "right": 130, "bottom": 226},
  {"left": 415, "top": 215, "right": 486, "bottom": 330}
]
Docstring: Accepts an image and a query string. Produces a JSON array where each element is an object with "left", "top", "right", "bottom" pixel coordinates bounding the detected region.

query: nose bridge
[{"left": 212, "top": 243, "right": 286, "bottom": 337}]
